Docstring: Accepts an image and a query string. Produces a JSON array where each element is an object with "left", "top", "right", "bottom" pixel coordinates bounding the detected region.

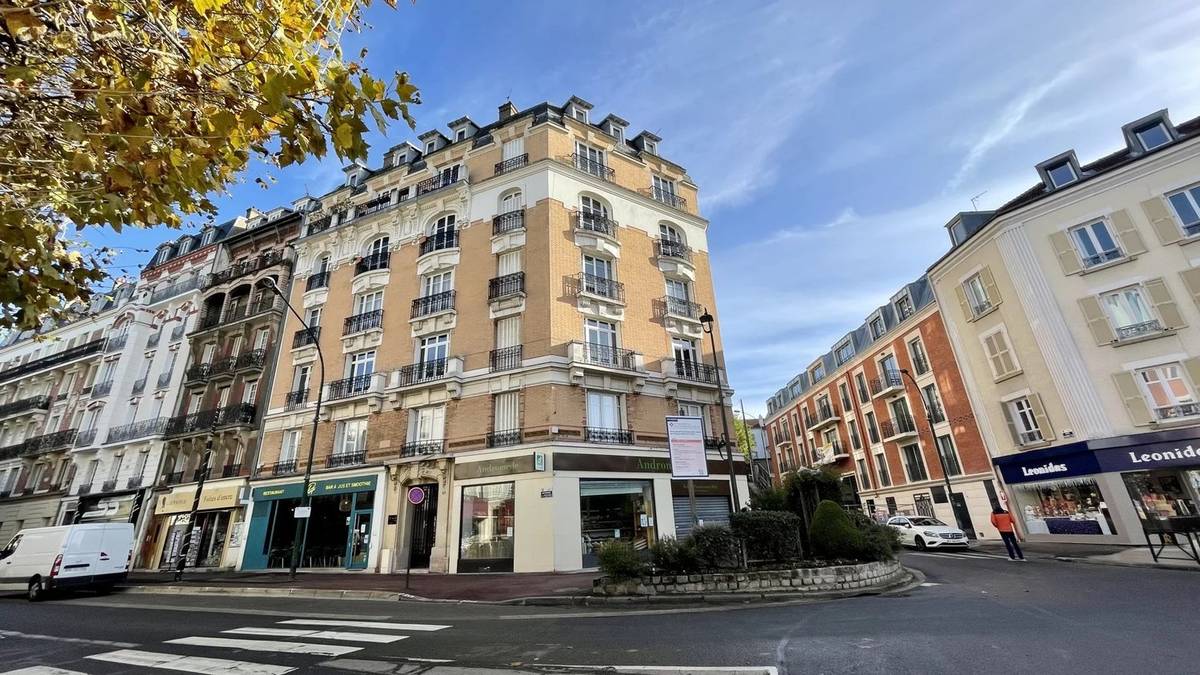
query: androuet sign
[
  {"left": 252, "top": 475, "right": 377, "bottom": 501},
  {"left": 554, "top": 453, "right": 748, "bottom": 475}
]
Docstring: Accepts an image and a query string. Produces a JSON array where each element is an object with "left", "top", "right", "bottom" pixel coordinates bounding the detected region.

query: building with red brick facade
[{"left": 764, "top": 276, "right": 1004, "bottom": 541}]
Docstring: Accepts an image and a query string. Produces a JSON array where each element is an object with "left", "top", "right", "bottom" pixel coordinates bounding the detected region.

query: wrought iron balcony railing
[
  {"left": 870, "top": 371, "right": 905, "bottom": 396},
  {"left": 236, "top": 348, "right": 268, "bottom": 370},
  {"left": 580, "top": 343, "right": 638, "bottom": 371},
  {"left": 326, "top": 452, "right": 366, "bottom": 469},
  {"left": 344, "top": 309, "right": 384, "bottom": 335},
  {"left": 495, "top": 153, "right": 529, "bottom": 175},
  {"left": 568, "top": 153, "right": 615, "bottom": 181},
  {"left": 396, "top": 359, "right": 448, "bottom": 386},
  {"left": 655, "top": 238, "right": 692, "bottom": 262},
  {"left": 221, "top": 463, "right": 242, "bottom": 478},
  {"left": 354, "top": 251, "right": 390, "bottom": 276},
  {"left": 1154, "top": 403, "right": 1200, "bottom": 421},
  {"left": 204, "top": 250, "right": 285, "bottom": 289},
  {"left": 411, "top": 291, "right": 455, "bottom": 318},
  {"left": 328, "top": 374, "right": 374, "bottom": 400},
  {"left": 285, "top": 389, "right": 309, "bottom": 410},
  {"left": 1116, "top": 319, "right": 1164, "bottom": 341},
  {"left": 256, "top": 460, "right": 298, "bottom": 477},
  {"left": 0, "top": 338, "right": 106, "bottom": 384},
  {"left": 164, "top": 404, "right": 257, "bottom": 437},
  {"left": 419, "top": 229, "right": 459, "bottom": 255},
  {"left": 105, "top": 417, "right": 168, "bottom": 444},
  {"left": 647, "top": 186, "right": 687, "bottom": 210},
  {"left": 658, "top": 295, "right": 702, "bottom": 320},
  {"left": 493, "top": 209, "right": 525, "bottom": 235},
  {"left": 415, "top": 172, "right": 463, "bottom": 196},
  {"left": 585, "top": 427, "right": 634, "bottom": 445},
  {"left": 879, "top": 414, "right": 918, "bottom": 439},
  {"left": 105, "top": 333, "right": 128, "bottom": 352},
  {"left": 305, "top": 215, "right": 333, "bottom": 237},
  {"left": 0, "top": 395, "right": 50, "bottom": 418},
  {"left": 22, "top": 429, "right": 77, "bottom": 455},
  {"left": 149, "top": 276, "right": 201, "bottom": 304},
  {"left": 355, "top": 193, "right": 393, "bottom": 218},
  {"left": 487, "top": 429, "right": 523, "bottom": 448},
  {"left": 305, "top": 270, "right": 330, "bottom": 291},
  {"left": 74, "top": 428, "right": 98, "bottom": 447},
  {"left": 488, "top": 273, "right": 525, "bottom": 300},
  {"left": 293, "top": 326, "right": 321, "bottom": 348},
  {"left": 573, "top": 211, "right": 617, "bottom": 236},
  {"left": 400, "top": 440, "right": 444, "bottom": 458},
  {"left": 489, "top": 345, "right": 523, "bottom": 373},
  {"left": 572, "top": 272, "right": 625, "bottom": 302},
  {"left": 673, "top": 360, "right": 717, "bottom": 383}
]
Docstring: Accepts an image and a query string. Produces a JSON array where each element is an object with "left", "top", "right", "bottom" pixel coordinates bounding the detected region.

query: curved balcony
[
  {"left": 571, "top": 273, "right": 625, "bottom": 303},
  {"left": 488, "top": 273, "right": 525, "bottom": 301},
  {"left": 573, "top": 212, "right": 617, "bottom": 237},
  {"left": 354, "top": 251, "right": 390, "bottom": 276},
  {"left": 0, "top": 395, "right": 50, "bottom": 419},
  {"left": 419, "top": 229, "right": 459, "bottom": 256},
  {"left": 565, "top": 153, "right": 615, "bottom": 181},
  {"left": 293, "top": 326, "right": 321, "bottom": 349},
  {"left": 305, "top": 270, "right": 330, "bottom": 292},
  {"left": 492, "top": 209, "right": 525, "bottom": 235},
  {"left": 655, "top": 238, "right": 692, "bottom": 262},
  {"left": 344, "top": 309, "right": 384, "bottom": 335}
]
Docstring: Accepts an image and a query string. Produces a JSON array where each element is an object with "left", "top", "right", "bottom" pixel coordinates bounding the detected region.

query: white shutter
[
  {"left": 494, "top": 392, "right": 519, "bottom": 431},
  {"left": 498, "top": 251, "right": 522, "bottom": 275},
  {"left": 496, "top": 317, "right": 521, "bottom": 348},
  {"left": 502, "top": 138, "right": 524, "bottom": 161}
]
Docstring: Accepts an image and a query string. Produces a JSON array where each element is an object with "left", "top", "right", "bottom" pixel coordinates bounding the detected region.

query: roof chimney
[{"left": 498, "top": 101, "right": 518, "bottom": 121}]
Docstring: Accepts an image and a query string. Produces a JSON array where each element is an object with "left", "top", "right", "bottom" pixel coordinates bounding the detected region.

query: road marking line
[
  {"left": 53, "top": 599, "right": 391, "bottom": 620},
  {"left": 165, "top": 636, "right": 361, "bottom": 656},
  {"left": 87, "top": 649, "right": 294, "bottom": 674},
  {"left": 277, "top": 619, "right": 449, "bottom": 632},
  {"left": 2, "top": 662, "right": 92, "bottom": 667},
  {"left": 0, "top": 629, "right": 137, "bottom": 648},
  {"left": 223, "top": 627, "right": 406, "bottom": 643},
  {"left": 539, "top": 665, "right": 777, "bottom": 674},
  {"left": 919, "top": 582, "right": 942, "bottom": 587}
]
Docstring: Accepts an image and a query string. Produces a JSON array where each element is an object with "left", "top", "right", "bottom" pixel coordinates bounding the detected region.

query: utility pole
[
  {"left": 175, "top": 415, "right": 218, "bottom": 581},
  {"left": 699, "top": 309, "right": 740, "bottom": 512},
  {"left": 901, "top": 368, "right": 967, "bottom": 533}
]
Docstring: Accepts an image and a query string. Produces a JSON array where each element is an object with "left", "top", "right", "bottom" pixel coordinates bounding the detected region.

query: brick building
[
  {"left": 764, "top": 276, "right": 1003, "bottom": 541},
  {"left": 244, "top": 97, "right": 743, "bottom": 574}
]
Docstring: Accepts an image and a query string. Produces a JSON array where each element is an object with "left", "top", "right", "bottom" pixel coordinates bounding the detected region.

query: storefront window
[
  {"left": 260, "top": 490, "right": 374, "bottom": 569},
  {"left": 1012, "top": 479, "right": 1117, "bottom": 536},
  {"left": 1123, "top": 470, "right": 1200, "bottom": 520},
  {"left": 459, "top": 482, "right": 515, "bottom": 573},
  {"left": 579, "top": 480, "right": 656, "bottom": 568}
]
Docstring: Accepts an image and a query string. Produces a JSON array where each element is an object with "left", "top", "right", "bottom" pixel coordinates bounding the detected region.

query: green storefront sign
[{"left": 252, "top": 475, "right": 378, "bottom": 501}]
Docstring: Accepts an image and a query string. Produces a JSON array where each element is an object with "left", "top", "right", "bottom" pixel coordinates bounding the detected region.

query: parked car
[
  {"left": 0, "top": 523, "right": 134, "bottom": 601},
  {"left": 886, "top": 516, "right": 969, "bottom": 551}
]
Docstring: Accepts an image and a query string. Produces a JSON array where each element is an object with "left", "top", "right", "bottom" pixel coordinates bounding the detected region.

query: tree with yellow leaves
[{"left": 0, "top": 0, "right": 418, "bottom": 330}]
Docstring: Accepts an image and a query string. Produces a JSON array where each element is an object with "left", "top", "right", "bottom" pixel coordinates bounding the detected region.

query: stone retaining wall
[{"left": 594, "top": 560, "right": 903, "bottom": 596}]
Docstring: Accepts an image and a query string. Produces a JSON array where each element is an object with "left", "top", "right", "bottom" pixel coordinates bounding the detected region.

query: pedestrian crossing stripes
[
  {"left": 64, "top": 619, "right": 453, "bottom": 674},
  {"left": 909, "top": 551, "right": 1009, "bottom": 560}
]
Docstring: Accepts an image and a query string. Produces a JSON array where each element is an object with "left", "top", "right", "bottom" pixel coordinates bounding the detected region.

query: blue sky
[{"left": 92, "top": 1, "right": 1200, "bottom": 414}]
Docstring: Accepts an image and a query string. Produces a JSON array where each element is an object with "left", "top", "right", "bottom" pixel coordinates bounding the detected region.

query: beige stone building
[
  {"left": 243, "top": 97, "right": 743, "bottom": 574},
  {"left": 929, "top": 109, "right": 1200, "bottom": 548}
]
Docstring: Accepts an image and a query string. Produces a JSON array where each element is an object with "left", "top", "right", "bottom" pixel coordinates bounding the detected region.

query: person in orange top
[{"left": 991, "top": 506, "right": 1025, "bottom": 561}]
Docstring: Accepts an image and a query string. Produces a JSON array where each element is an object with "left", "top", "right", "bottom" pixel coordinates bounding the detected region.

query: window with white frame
[
  {"left": 253, "top": 327, "right": 269, "bottom": 350},
  {"left": 580, "top": 195, "right": 608, "bottom": 218},
  {"left": 901, "top": 444, "right": 928, "bottom": 482},
  {"left": 586, "top": 391, "right": 621, "bottom": 430},
  {"left": 354, "top": 291, "right": 383, "bottom": 316},
  {"left": 1135, "top": 122, "right": 1171, "bottom": 151},
  {"left": 1136, "top": 364, "right": 1199, "bottom": 420},
  {"left": 1166, "top": 183, "right": 1200, "bottom": 237},
  {"left": 659, "top": 222, "right": 684, "bottom": 243},
  {"left": 1007, "top": 396, "right": 1045, "bottom": 445},
  {"left": 455, "top": 128, "right": 468, "bottom": 142},
  {"left": 855, "top": 373, "right": 870, "bottom": 403},
  {"left": 869, "top": 315, "right": 885, "bottom": 340},
  {"left": 857, "top": 458, "right": 871, "bottom": 489},
  {"left": 336, "top": 418, "right": 367, "bottom": 456},
  {"left": 500, "top": 190, "right": 523, "bottom": 214},
  {"left": 838, "top": 383, "right": 852, "bottom": 410},
  {"left": 430, "top": 213, "right": 456, "bottom": 237},
  {"left": 981, "top": 327, "right": 1020, "bottom": 379},
  {"left": 672, "top": 337, "right": 699, "bottom": 369},
  {"left": 848, "top": 419, "right": 862, "bottom": 451},
  {"left": 963, "top": 272, "right": 993, "bottom": 316},
  {"left": 349, "top": 350, "right": 375, "bottom": 378},
  {"left": 280, "top": 430, "right": 300, "bottom": 463},
  {"left": 493, "top": 393, "right": 519, "bottom": 434},
  {"left": 835, "top": 340, "right": 854, "bottom": 365},
  {"left": 879, "top": 353, "right": 900, "bottom": 378},
  {"left": 584, "top": 319, "right": 617, "bottom": 360},
  {"left": 1070, "top": 220, "right": 1123, "bottom": 267},
  {"left": 652, "top": 175, "right": 676, "bottom": 204},
  {"left": 407, "top": 406, "right": 445, "bottom": 443},
  {"left": 810, "top": 362, "right": 826, "bottom": 382},
  {"left": 1102, "top": 286, "right": 1158, "bottom": 337},
  {"left": 365, "top": 236, "right": 389, "bottom": 259},
  {"left": 242, "top": 380, "right": 258, "bottom": 404},
  {"left": 422, "top": 271, "right": 453, "bottom": 297},
  {"left": 575, "top": 142, "right": 605, "bottom": 176},
  {"left": 305, "top": 306, "right": 322, "bottom": 328},
  {"left": 1046, "top": 161, "right": 1077, "bottom": 188},
  {"left": 583, "top": 254, "right": 612, "bottom": 281},
  {"left": 935, "top": 435, "right": 963, "bottom": 476},
  {"left": 908, "top": 337, "right": 930, "bottom": 375},
  {"left": 874, "top": 451, "right": 891, "bottom": 487},
  {"left": 425, "top": 140, "right": 437, "bottom": 154},
  {"left": 419, "top": 334, "right": 449, "bottom": 363},
  {"left": 894, "top": 294, "right": 914, "bottom": 320}
]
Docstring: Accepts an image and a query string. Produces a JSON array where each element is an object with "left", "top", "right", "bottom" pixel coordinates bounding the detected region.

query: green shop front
[{"left": 240, "top": 471, "right": 384, "bottom": 571}]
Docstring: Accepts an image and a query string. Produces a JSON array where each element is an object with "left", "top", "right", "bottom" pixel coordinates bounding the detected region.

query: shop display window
[
  {"left": 579, "top": 479, "right": 656, "bottom": 568},
  {"left": 1013, "top": 479, "right": 1117, "bottom": 536},
  {"left": 1123, "top": 470, "right": 1200, "bottom": 521},
  {"left": 459, "top": 482, "right": 515, "bottom": 572}
]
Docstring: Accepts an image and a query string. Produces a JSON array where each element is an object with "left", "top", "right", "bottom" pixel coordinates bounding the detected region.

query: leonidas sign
[{"left": 156, "top": 484, "right": 241, "bottom": 515}]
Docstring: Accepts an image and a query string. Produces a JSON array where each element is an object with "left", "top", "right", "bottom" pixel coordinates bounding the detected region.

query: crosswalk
[
  {"left": 3, "top": 618, "right": 451, "bottom": 674},
  {"left": 908, "top": 550, "right": 1011, "bottom": 561}
]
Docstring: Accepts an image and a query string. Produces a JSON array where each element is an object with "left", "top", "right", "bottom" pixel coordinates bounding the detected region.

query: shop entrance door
[
  {"left": 346, "top": 510, "right": 372, "bottom": 569},
  {"left": 408, "top": 484, "right": 439, "bottom": 569}
]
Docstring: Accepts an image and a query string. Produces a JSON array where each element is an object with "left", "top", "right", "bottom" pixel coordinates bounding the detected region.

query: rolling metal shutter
[{"left": 672, "top": 496, "right": 730, "bottom": 538}]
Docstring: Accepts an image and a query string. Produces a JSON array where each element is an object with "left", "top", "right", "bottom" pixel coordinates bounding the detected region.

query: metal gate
[
  {"left": 672, "top": 495, "right": 730, "bottom": 538},
  {"left": 407, "top": 483, "right": 438, "bottom": 569}
]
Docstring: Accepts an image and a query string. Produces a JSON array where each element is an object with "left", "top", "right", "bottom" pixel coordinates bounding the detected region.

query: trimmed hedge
[
  {"left": 809, "top": 500, "right": 864, "bottom": 560},
  {"left": 849, "top": 510, "right": 901, "bottom": 561},
  {"left": 690, "top": 524, "right": 742, "bottom": 570},
  {"left": 731, "top": 510, "right": 803, "bottom": 562},
  {"left": 596, "top": 540, "right": 645, "bottom": 580},
  {"left": 649, "top": 536, "right": 700, "bottom": 574}
]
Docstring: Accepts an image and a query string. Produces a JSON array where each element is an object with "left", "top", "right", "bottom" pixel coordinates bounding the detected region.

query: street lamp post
[
  {"left": 261, "top": 278, "right": 325, "bottom": 581},
  {"left": 698, "top": 309, "right": 740, "bottom": 512},
  {"left": 900, "top": 368, "right": 966, "bottom": 533}
]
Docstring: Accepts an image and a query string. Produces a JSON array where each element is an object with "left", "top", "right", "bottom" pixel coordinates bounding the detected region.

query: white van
[{"left": 0, "top": 523, "right": 134, "bottom": 601}]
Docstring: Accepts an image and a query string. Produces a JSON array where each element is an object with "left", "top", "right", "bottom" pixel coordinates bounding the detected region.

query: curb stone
[{"left": 1054, "top": 555, "right": 1200, "bottom": 572}]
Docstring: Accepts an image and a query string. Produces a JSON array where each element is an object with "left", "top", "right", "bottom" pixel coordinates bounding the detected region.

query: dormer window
[
  {"left": 425, "top": 140, "right": 437, "bottom": 154},
  {"left": 455, "top": 128, "right": 468, "bottom": 142},
  {"left": 200, "top": 229, "right": 216, "bottom": 246},
  {"left": 810, "top": 362, "right": 826, "bottom": 382},
  {"left": 894, "top": 294, "right": 914, "bottom": 320},
  {"left": 644, "top": 140, "right": 658, "bottom": 155},
  {"left": 573, "top": 108, "right": 588, "bottom": 123},
  {"left": 1046, "top": 161, "right": 1077, "bottom": 188},
  {"left": 1134, "top": 122, "right": 1171, "bottom": 151},
  {"left": 869, "top": 315, "right": 885, "bottom": 340},
  {"left": 610, "top": 125, "right": 623, "bottom": 143},
  {"left": 834, "top": 340, "right": 854, "bottom": 366}
]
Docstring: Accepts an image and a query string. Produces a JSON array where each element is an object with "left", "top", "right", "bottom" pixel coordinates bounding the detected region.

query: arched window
[
  {"left": 314, "top": 255, "right": 331, "bottom": 274},
  {"left": 366, "top": 236, "right": 389, "bottom": 258},
  {"left": 500, "top": 190, "right": 523, "bottom": 214},
  {"left": 659, "top": 223, "right": 684, "bottom": 244},
  {"left": 429, "top": 214, "right": 456, "bottom": 237},
  {"left": 580, "top": 195, "right": 608, "bottom": 218}
]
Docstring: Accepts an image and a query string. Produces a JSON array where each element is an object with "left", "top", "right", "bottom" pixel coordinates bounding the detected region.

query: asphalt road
[{"left": 1, "top": 549, "right": 1199, "bottom": 674}]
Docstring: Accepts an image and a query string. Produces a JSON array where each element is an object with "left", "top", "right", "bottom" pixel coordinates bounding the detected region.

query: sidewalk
[
  {"left": 973, "top": 540, "right": 1200, "bottom": 571},
  {"left": 124, "top": 569, "right": 595, "bottom": 602}
]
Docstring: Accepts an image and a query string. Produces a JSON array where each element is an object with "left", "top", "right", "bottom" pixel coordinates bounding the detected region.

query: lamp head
[{"left": 699, "top": 309, "right": 714, "bottom": 328}]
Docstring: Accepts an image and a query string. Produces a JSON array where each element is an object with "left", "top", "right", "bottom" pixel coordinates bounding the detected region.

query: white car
[
  {"left": 886, "top": 516, "right": 969, "bottom": 551},
  {"left": 0, "top": 523, "right": 133, "bottom": 601}
]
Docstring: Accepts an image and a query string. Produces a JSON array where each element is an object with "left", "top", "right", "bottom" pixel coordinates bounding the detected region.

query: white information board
[{"left": 666, "top": 416, "right": 709, "bottom": 478}]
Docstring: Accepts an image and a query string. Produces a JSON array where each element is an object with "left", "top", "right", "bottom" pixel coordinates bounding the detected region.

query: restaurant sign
[{"left": 251, "top": 475, "right": 378, "bottom": 501}]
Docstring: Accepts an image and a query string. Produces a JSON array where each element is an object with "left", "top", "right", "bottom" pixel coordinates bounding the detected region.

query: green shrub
[
  {"left": 649, "top": 537, "right": 700, "bottom": 574},
  {"left": 596, "top": 540, "right": 645, "bottom": 580},
  {"left": 689, "top": 524, "right": 742, "bottom": 570},
  {"left": 748, "top": 486, "right": 788, "bottom": 511},
  {"left": 731, "top": 510, "right": 803, "bottom": 562},
  {"left": 808, "top": 500, "right": 864, "bottom": 561},
  {"left": 848, "top": 511, "right": 901, "bottom": 561}
]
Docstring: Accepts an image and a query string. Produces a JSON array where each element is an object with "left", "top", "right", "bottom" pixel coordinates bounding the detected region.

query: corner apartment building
[
  {"left": 929, "top": 109, "right": 1200, "bottom": 546},
  {"left": 143, "top": 208, "right": 301, "bottom": 571},
  {"left": 764, "top": 276, "right": 1000, "bottom": 540},
  {"left": 249, "top": 96, "right": 742, "bottom": 574},
  {"left": 0, "top": 290, "right": 131, "bottom": 542}
]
